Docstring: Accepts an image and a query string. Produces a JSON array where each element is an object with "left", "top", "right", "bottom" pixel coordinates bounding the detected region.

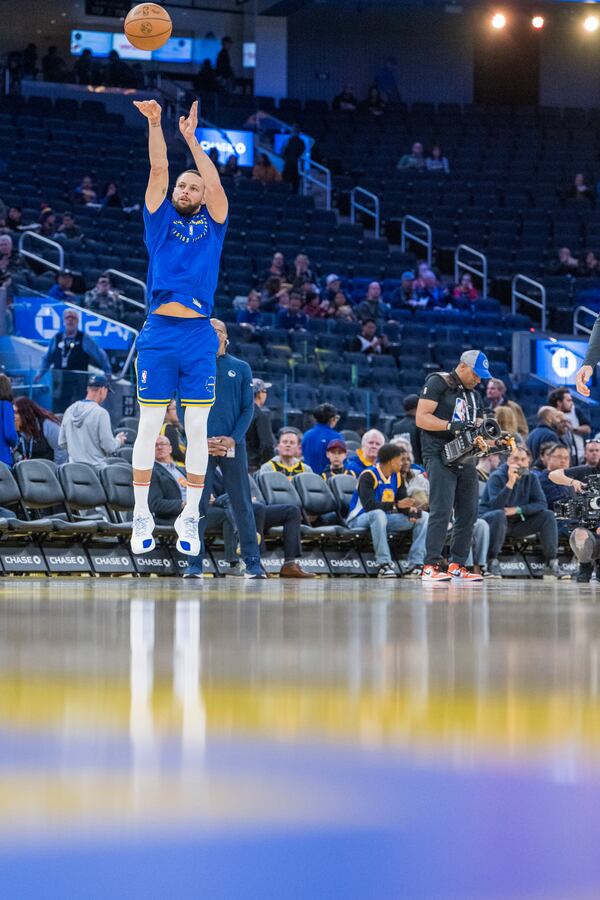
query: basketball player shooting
[{"left": 130, "top": 98, "right": 228, "bottom": 556}]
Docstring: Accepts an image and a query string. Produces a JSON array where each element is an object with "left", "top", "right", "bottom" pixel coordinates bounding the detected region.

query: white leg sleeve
[
  {"left": 183, "top": 406, "right": 211, "bottom": 475},
  {"left": 132, "top": 405, "right": 168, "bottom": 471}
]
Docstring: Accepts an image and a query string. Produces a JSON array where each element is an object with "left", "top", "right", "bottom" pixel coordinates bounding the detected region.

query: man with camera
[
  {"left": 416, "top": 349, "right": 492, "bottom": 582},
  {"left": 546, "top": 454, "right": 600, "bottom": 582},
  {"left": 479, "top": 446, "right": 564, "bottom": 578}
]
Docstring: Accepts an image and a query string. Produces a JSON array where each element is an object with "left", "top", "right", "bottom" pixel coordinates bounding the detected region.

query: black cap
[{"left": 88, "top": 373, "right": 113, "bottom": 392}]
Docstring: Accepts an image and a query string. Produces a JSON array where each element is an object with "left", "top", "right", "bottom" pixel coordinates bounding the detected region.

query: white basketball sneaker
[
  {"left": 174, "top": 512, "right": 200, "bottom": 556},
  {"left": 130, "top": 510, "right": 156, "bottom": 554}
]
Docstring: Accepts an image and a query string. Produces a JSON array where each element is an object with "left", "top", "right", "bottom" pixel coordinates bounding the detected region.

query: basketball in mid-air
[{"left": 124, "top": 4, "right": 172, "bottom": 51}]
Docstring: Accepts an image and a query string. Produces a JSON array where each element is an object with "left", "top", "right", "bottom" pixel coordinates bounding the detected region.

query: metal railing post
[
  {"left": 573, "top": 305, "right": 598, "bottom": 337},
  {"left": 454, "top": 244, "right": 488, "bottom": 300},
  {"left": 351, "top": 187, "right": 380, "bottom": 239},
  {"left": 105, "top": 268, "right": 147, "bottom": 310},
  {"left": 401, "top": 215, "right": 432, "bottom": 267},
  {"left": 298, "top": 157, "right": 331, "bottom": 210},
  {"left": 511, "top": 274, "right": 547, "bottom": 331},
  {"left": 18, "top": 231, "right": 64, "bottom": 272}
]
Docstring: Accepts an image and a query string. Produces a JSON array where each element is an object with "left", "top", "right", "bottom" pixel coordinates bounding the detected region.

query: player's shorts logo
[
  {"left": 205, "top": 376, "right": 216, "bottom": 395},
  {"left": 141, "top": 370, "right": 148, "bottom": 384},
  {"left": 171, "top": 214, "right": 209, "bottom": 244}
]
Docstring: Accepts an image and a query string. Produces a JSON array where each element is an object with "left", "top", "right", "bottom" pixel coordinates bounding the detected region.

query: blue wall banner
[
  {"left": 13, "top": 298, "right": 136, "bottom": 352},
  {"left": 532, "top": 338, "right": 589, "bottom": 386},
  {"left": 195, "top": 127, "right": 254, "bottom": 166}
]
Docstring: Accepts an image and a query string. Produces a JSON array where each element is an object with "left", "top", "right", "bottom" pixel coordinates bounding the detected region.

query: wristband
[{"left": 516, "top": 506, "right": 524, "bottom": 520}]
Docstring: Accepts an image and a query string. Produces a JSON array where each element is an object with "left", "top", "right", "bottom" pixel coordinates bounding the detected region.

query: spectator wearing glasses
[
  {"left": 547, "top": 387, "right": 591, "bottom": 463},
  {"left": 301, "top": 403, "right": 341, "bottom": 476}
]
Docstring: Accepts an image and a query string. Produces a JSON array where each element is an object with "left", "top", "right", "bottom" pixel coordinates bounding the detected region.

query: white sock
[
  {"left": 133, "top": 481, "right": 150, "bottom": 513},
  {"left": 183, "top": 481, "right": 204, "bottom": 517}
]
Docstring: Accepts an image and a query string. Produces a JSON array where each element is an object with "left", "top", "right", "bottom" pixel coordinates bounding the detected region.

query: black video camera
[
  {"left": 554, "top": 474, "right": 600, "bottom": 527},
  {"left": 443, "top": 418, "right": 515, "bottom": 466}
]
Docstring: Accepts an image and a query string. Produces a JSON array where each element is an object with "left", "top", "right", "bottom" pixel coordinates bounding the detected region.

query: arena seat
[
  {"left": 256, "top": 471, "right": 301, "bottom": 508},
  {"left": 292, "top": 473, "right": 352, "bottom": 541},
  {"left": 58, "top": 463, "right": 131, "bottom": 537},
  {"left": 13, "top": 460, "right": 98, "bottom": 537}
]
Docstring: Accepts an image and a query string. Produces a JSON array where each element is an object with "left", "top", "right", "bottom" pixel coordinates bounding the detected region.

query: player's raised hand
[
  {"left": 179, "top": 100, "right": 198, "bottom": 143},
  {"left": 575, "top": 364, "right": 593, "bottom": 397},
  {"left": 133, "top": 99, "right": 162, "bottom": 124}
]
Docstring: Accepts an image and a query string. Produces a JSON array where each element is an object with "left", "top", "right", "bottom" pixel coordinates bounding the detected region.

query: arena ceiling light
[
  {"left": 531, "top": 15, "right": 545, "bottom": 29},
  {"left": 491, "top": 12, "right": 506, "bottom": 29},
  {"left": 584, "top": 14, "right": 600, "bottom": 32}
]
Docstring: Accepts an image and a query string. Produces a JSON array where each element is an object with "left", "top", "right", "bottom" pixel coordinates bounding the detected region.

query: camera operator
[
  {"left": 480, "top": 446, "right": 564, "bottom": 578},
  {"left": 547, "top": 457, "right": 600, "bottom": 582},
  {"left": 415, "top": 350, "right": 491, "bottom": 582}
]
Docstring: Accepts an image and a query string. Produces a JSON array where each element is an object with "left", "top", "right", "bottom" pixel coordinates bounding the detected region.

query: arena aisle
[{"left": 0, "top": 578, "right": 599, "bottom": 899}]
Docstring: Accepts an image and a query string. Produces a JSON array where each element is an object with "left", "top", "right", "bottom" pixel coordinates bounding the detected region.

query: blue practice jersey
[{"left": 143, "top": 198, "right": 227, "bottom": 317}]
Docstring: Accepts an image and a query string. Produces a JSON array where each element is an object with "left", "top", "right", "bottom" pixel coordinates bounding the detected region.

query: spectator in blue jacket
[
  {"left": 0, "top": 374, "right": 17, "bottom": 466},
  {"left": 526, "top": 406, "right": 572, "bottom": 465},
  {"left": 236, "top": 290, "right": 263, "bottom": 330},
  {"left": 346, "top": 429, "right": 385, "bottom": 476},
  {"left": 47, "top": 270, "right": 76, "bottom": 302},
  {"left": 301, "top": 403, "right": 341, "bottom": 475},
  {"left": 276, "top": 293, "right": 308, "bottom": 331},
  {"left": 479, "top": 445, "right": 562, "bottom": 578}
]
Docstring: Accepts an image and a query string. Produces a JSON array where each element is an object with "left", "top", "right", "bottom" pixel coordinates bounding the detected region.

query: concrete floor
[{"left": 0, "top": 576, "right": 600, "bottom": 899}]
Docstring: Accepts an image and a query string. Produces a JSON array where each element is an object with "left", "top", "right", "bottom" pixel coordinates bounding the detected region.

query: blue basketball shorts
[{"left": 135, "top": 314, "right": 219, "bottom": 408}]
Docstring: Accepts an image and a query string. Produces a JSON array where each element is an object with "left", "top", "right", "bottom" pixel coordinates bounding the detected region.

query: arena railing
[
  {"left": 351, "top": 187, "right": 380, "bottom": 240},
  {"left": 511, "top": 274, "right": 546, "bottom": 331},
  {"left": 298, "top": 157, "right": 332, "bottom": 210},
  {"left": 401, "top": 215, "right": 432, "bottom": 267},
  {"left": 18, "top": 232, "right": 64, "bottom": 273},
  {"left": 105, "top": 268, "right": 147, "bottom": 311},
  {"left": 455, "top": 244, "right": 488, "bottom": 300},
  {"left": 574, "top": 305, "right": 597, "bottom": 337}
]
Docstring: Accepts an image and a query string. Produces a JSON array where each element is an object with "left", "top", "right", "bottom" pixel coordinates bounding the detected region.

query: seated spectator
[
  {"left": 346, "top": 428, "right": 385, "bottom": 476},
  {"left": 426, "top": 144, "right": 450, "bottom": 174},
  {"left": 390, "top": 394, "right": 421, "bottom": 464},
  {"left": 100, "top": 181, "right": 122, "bottom": 208},
  {"left": 350, "top": 319, "right": 389, "bottom": 357},
  {"left": 532, "top": 440, "right": 560, "bottom": 473},
  {"left": 260, "top": 428, "right": 313, "bottom": 478},
  {"left": 551, "top": 246, "right": 579, "bottom": 276},
  {"left": 0, "top": 374, "right": 17, "bottom": 468},
  {"left": 347, "top": 442, "right": 429, "bottom": 578},
  {"left": 536, "top": 444, "right": 573, "bottom": 522},
  {"left": 584, "top": 439, "right": 600, "bottom": 466},
  {"left": 391, "top": 271, "right": 416, "bottom": 307},
  {"left": 0, "top": 234, "right": 21, "bottom": 278},
  {"left": 274, "top": 289, "right": 290, "bottom": 315},
  {"left": 73, "top": 175, "right": 97, "bottom": 205},
  {"left": 486, "top": 378, "right": 528, "bottom": 437},
  {"left": 252, "top": 152, "right": 282, "bottom": 184},
  {"left": 360, "top": 86, "right": 386, "bottom": 117},
  {"left": 479, "top": 445, "right": 562, "bottom": 578},
  {"left": 237, "top": 290, "right": 263, "bottom": 329},
  {"left": 291, "top": 253, "right": 314, "bottom": 289},
  {"left": 276, "top": 292, "right": 307, "bottom": 331},
  {"left": 333, "top": 83, "right": 358, "bottom": 112},
  {"left": 578, "top": 250, "right": 600, "bottom": 277},
  {"left": 415, "top": 270, "right": 450, "bottom": 308},
  {"left": 13, "top": 396, "right": 65, "bottom": 465},
  {"left": 261, "top": 275, "right": 283, "bottom": 310},
  {"left": 476, "top": 452, "right": 502, "bottom": 483},
  {"left": 303, "top": 292, "right": 327, "bottom": 319},
  {"left": 322, "top": 438, "right": 354, "bottom": 480},
  {"left": 548, "top": 387, "right": 591, "bottom": 463},
  {"left": 322, "top": 273, "right": 342, "bottom": 304},
  {"left": 565, "top": 173, "right": 595, "bottom": 207},
  {"left": 222, "top": 155, "right": 241, "bottom": 180},
  {"left": 394, "top": 441, "right": 428, "bottom": 503},
  {"left": 331, "top": 291, "right": 355, "bottom": 320},
  {"left": 452, "top": 273, "right": 479, "bottom": 303},
  {"left": 396, "top": 142, "right": 425, "bottom": 171},
  {"left": 5, "top": 206, "right": 23, "bottom": 232},
  {"left": 414, "top": 261, "right": 430, "bottom": 290},
  {"left": 160, "top": 399, "right": 186, "bottom": 465},
  {"left": 246, "top": 379, "right": 275, "bottom": 472},
  {"left": 59, "top": 374, "right": 125, "bottom": 466},
  {"left": 83, "top": 273, "right": 124, "bottom": 321},
  {"left": 47, "top": 269, "right": 76, "bottom": 302},
  {"left": 494, "top": 405, "right": 524, "bottom": 447},
  {"left": 38, "top": 208, "right": 57, "bottom": 238},
  {"left": 302, "top": 403, "right": 341, "bottom": 475},
  {"left": 56, "top": 211, "right": 82, "bottom": 241},
  {"left": 356, "top": 281, "right": 389, "bottom": 324},
  {"left": 261, "top": 251, "right": 288, "bottom": 285},
  {"left": 527, "top": 405, "right": 574, "bottom": 465}
]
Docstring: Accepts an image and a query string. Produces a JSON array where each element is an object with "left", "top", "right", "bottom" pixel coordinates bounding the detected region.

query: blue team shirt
[{"left": 143, "top": 197, "right": 227, "bottom": 316}]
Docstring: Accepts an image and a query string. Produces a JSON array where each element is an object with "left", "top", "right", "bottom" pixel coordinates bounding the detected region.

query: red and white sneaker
[
  {"left": 421, "top": 565, "right": 451, "bottom": 582},
  {"left": 448, "top": 563, "right": 483, "bottom": 582}
]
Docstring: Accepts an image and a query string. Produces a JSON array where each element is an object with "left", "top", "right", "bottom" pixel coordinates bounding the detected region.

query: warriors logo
[
  {"left": 171, "top": 214, "right": 209, "bottom": 244},
  {"left": 205, "top": 376, "right": 216, "bottom": 395}
]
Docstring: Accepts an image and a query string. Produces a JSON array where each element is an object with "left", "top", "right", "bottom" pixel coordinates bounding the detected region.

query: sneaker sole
[
  {"left": 130, "top": 536, "right": 156, "bottom": 555},
  {"left": 421, "top": 576, "right": 451, "bottom": 583}
]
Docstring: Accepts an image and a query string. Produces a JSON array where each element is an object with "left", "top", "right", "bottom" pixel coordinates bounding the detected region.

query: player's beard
[{"left": 173, "top": 199, "right": 202, "bottom": 216}]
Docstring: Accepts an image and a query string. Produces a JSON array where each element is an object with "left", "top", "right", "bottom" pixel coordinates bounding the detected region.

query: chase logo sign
[
  {"left": 13, "top": 298, "right": 137, "bottom": 353},
  {"left": 195, "top": 127, "right": 254, "bottom": 167},
  {"left": 534, "top": 339, "right": 588, "bottom": 386}
]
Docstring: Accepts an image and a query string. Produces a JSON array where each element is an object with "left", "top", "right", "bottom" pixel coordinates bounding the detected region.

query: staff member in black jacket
[{"left": 246, "top": 378, "right": 274, "bottom": 471}]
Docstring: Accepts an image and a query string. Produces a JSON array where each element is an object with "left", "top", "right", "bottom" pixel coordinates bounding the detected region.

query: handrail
[
  {"left": 401, "top": 215, "right": 432, "bottom": 267},
  {"left": 574, "top": 305, "right": 598, "bottom": 337},
  {"left": 511, "top": 274, "right": 546, "bottom": 331},
  {"left": 105, "top": 268, "right": 147, "bottom": 310},
  {"left": 351, "top": 187, "right": 380, "bottom": 240},
  {"left": 298, "top": 157, "right": 331, "bottom": 210},
  {"left": 18, "top": 231, "right": 64, "bottom": 272},
  {"left": 455, "top": 244, "right": 488, "bottom": 299}
]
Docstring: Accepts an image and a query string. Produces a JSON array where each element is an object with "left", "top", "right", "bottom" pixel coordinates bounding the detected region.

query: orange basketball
[{"left": 124, "top": 3, "right": 172, "bottom": 51}]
